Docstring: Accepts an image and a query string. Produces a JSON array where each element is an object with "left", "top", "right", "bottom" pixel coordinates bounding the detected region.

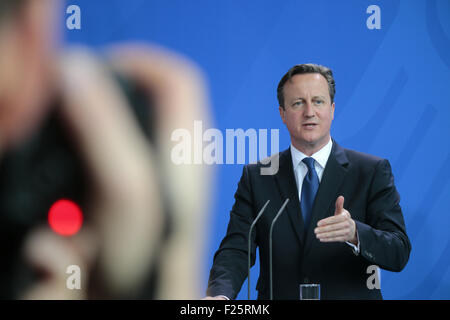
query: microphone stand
[
  {"left": 269, "top": 198, "right": 290, "bottom": 300},
  {"left": 247, "top": 200, "right": 270, "bottom": 300}
]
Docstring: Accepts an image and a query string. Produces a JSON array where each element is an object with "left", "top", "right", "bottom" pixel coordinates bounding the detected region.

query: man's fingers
[
  {"left": 23, "top": 226, "right": 96, "bottom": 277},
  {"left": 315, "top": 198, "right": 356, "bottom": 243},
  {"left": 334, "top": 196, "right": 345, "bottom": 215},
  {"left": 317, "top": 213, "right": 347, "bottom": 226},
  {"left": 315, "top": 228, "right": 350, "bottom": 240},
  {"left": 314, "top": 221, "right": 349, "bottom": 235}
]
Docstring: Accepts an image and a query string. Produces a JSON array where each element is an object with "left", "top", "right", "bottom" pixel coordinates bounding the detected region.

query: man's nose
[{"left": 303, "top": 102, "right": 315, "bottom": 117}]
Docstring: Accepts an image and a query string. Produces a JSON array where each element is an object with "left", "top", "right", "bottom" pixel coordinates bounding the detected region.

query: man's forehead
[
  {"left": 284, "top": 73, "right": 329, "bottom": 95},
  {"left": 288, "top": 73, "right": 328, "bottom": 85}
]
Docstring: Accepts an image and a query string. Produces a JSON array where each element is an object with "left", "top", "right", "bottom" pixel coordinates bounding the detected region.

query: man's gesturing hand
[{"left": 314, "top": 196, "right": 358, "bottom": 245}]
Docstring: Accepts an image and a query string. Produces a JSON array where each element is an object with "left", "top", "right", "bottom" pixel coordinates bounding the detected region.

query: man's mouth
[{"left": 302, "top": 123, "right": 318, "bottom": 128}]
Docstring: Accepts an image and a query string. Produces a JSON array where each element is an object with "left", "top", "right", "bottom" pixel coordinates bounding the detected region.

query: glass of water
[{"left": 300, "top": 284, "right": 320, "bottom": 300}]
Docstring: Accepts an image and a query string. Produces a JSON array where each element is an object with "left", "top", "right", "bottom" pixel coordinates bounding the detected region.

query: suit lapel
[
  {"left": 274, "top": 148, "right": 305, "bottom": 246},
  {"left": 304, "top": 140, "right": 349, "bottom": 254}
]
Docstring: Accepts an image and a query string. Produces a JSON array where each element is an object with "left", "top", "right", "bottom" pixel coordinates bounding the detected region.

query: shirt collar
[{"left": 290, "top": 138, "right": 333, "bottom": 170}]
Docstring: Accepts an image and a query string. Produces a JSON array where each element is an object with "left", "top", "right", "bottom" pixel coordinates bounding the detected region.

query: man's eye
[
  {"left": 293, "top": 101, "right": 303, "bottom": 106},
  {"left": 314, "top": 100, "right": 324, "bottom": 105}
]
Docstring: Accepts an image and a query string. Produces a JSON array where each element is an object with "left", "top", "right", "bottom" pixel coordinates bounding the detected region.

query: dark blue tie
[{"left": 301, "top": 157, "right": 319, "bottom": 231}]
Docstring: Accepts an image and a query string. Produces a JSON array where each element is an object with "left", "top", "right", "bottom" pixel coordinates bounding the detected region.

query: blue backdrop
[{"left": 64, "top": 0, "right": 450, "bottom": 299}]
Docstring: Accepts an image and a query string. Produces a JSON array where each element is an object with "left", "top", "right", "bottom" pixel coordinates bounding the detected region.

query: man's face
[{"left": 279, "top": 73, "right": 335, "bottom": 153}]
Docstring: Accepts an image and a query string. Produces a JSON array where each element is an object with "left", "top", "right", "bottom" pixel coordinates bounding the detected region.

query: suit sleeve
[
  {"left": 356, "top": 159, "right": 411, "bottom": 272},
  {"left": 206, "top": 165, "right": 257, "bottom": 299}
]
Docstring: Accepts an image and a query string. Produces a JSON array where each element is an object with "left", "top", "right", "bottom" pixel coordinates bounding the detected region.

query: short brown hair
[{"left": 277, "top": 63, "right": 336, "bottom": 109}]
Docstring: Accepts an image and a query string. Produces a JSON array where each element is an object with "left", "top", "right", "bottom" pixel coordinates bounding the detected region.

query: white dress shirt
[{"left": 290, "top": 138, "right": 359, "bottom": 254}]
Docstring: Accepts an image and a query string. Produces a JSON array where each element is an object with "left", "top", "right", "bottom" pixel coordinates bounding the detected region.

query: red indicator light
[{"left": 48, "top": 199, "right": 83, "bottom": 236}]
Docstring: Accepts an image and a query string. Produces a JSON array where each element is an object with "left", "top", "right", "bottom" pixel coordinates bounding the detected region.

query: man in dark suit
[{"left": 205, "top": 64, "right": 411, "bottom": 300}]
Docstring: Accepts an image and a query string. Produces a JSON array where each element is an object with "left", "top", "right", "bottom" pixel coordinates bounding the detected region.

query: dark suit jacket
[{"left": 207, "top": 140, "right": 411, "bottom": 300}]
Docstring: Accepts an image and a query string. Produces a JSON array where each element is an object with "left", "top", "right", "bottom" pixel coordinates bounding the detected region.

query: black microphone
[
  {"left": 269, "top": 198, "right": 290, "bottom": 300},
  {"left": 247, "top": 199, "right": 270, "bottom": 300}
]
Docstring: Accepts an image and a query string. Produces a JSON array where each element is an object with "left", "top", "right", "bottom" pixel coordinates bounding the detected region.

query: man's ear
[{"left": 279, "top": 106, "right": 286, "bottom": 124}]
